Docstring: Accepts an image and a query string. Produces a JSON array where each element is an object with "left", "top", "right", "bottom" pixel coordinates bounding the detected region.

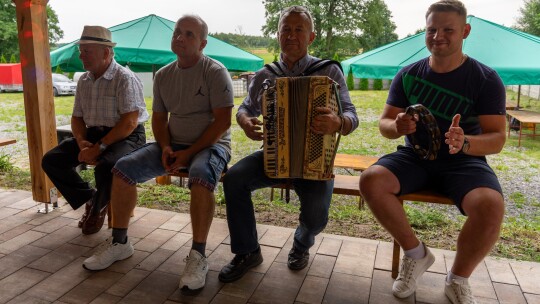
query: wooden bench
[
  {"left": 270, "top": 154, "right": 378, "bottom": 207},
  {"left": 156, "top": 170, "right": 225, "bottom": 186},
  {"left": 270, "top": 173, "right": 452, "bottom": 279},
  {"left": 270, "top": 174, "right": 363, "bottom": 206},
  {"left": 0, "top": 138, "right": 16, "bottom": 147},
  {"left": 156, "top": 157, "right": 451, "bottom": 279},
  {"left": 392, "top": 191, "right": 453, "bottom": 278}
]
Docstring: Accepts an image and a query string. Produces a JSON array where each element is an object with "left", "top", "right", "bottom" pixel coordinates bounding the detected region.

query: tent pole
[{"left": 517, "top": 85, "right": 521, "bottom": 109}]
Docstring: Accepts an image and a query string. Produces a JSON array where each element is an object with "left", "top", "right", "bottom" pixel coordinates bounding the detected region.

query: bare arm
[
  {"left": 168, "top": 106, "right": 233, "bottom": 172},
  {"left": 446, "top": 114, "right": 506, "bottom": 156},
  {"left": 77, "top": 111, "right": 139, "bottom": 164},
  {"left": 379, "top": 104, "right": 417, "bottom": 139},
  {"left": 71, "top": 116, "right": 90, "bottom": 149},
  {"left": 237, "top": 112, "right": 263, "bottom": 141},
  {"left": 99, "top": 111, "right": 139, "bottom": 146},
  {"left": 152, "top": 111, "right": 171, "bottom": 150}
]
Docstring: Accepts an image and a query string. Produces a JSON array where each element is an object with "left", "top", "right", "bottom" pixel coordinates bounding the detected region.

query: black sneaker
[
  {"left": 218, "top": 249, "right": 263, "bottom": 283},
  {"left": 287, "top": 247, "right": 309, "bottom": 270}
]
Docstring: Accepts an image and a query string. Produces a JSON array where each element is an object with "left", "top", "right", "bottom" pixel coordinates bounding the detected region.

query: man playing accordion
[{"left": 219, "top": 5, "right": 358, "bottom": 283}]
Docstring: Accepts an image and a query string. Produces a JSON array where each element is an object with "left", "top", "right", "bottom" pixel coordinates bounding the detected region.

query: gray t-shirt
[{"left": 153, "top": 56, "right": 234, "bottom": 154}]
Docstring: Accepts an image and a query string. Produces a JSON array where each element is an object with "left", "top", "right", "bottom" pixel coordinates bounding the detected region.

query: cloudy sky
[{"left": 48, "top": 0, "right": 525, "bottom": 43}]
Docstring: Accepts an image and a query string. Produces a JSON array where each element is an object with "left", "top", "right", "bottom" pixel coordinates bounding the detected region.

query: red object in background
[{"left": 0, "top": 63, "right": 24, "bottom": 92}]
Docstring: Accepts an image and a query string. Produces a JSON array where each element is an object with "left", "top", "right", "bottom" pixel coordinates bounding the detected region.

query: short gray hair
[
  {"left": 278, "top": 5, "right": 314, "bottom": 32},
  {"left": 176, "top": 14, "right": 208, "bottom": 40}
]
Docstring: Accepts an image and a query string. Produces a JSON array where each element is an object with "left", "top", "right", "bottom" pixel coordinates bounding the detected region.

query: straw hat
[{"left": 76, "top": 25, "right": 116, "bottom": 47}]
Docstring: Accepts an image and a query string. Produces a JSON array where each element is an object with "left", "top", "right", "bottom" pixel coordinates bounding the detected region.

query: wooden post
[{"left": 13, "top": 0, "right": 57, "bottom": 203}]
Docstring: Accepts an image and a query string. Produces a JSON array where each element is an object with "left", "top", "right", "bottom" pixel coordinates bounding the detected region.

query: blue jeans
[
  {"left": 113, "top": 142, "right": 230, "bottom": 191},
  {"left": 223, "top": 150, "right": 334, "bottom": 254}
]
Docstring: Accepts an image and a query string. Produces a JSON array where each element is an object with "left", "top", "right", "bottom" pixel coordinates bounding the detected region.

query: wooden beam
[{"left": 13, "top": 0, "right": 57, "bottom": 203}]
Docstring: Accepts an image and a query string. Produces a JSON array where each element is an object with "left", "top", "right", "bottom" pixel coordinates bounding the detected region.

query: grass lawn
[
  {"left": 0, "top": 89, "right": 539, "bottom": 262},
  {"left": 247, "top": 47, "right": 276, "bottom": 64}
]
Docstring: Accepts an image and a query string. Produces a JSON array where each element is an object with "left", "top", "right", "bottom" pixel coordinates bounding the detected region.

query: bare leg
[
  {"left": 452, "top": 188, "right": 504, "bottom": 277},
  {"left": 110, "top": 175, "right": 137, "bottom": 228},
  {"left": 360, "top": 165, "right": 420, "bottom": 250},
  {"left": 189, "top": 183, "right": 215, "bottom": 243}
]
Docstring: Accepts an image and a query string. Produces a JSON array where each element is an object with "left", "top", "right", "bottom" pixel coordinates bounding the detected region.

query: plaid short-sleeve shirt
[{"left": 73, "top": 60, "right": 149, "bottom": 127}]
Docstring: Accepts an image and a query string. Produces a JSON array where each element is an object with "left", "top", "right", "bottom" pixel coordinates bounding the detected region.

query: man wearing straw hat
[{"left": 42, "top": 25, "right": 149, "bottom": 235}]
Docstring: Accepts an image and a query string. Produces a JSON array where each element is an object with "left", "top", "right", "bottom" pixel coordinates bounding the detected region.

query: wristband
[
  {"left": 97, "top": 140, "right": 108, "bottom": 152},
  {"left": 339, "top": 115, "right": 345, "bottom": 134}
]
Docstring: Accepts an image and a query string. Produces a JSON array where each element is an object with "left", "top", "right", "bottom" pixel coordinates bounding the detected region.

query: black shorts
[{"left": 375, "top": 146, "right": 502, "bottom": 215}]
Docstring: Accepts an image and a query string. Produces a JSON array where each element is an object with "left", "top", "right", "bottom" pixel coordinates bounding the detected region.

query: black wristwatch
[
  {"left": 460, "top": 137, "right": 470, "bottom": 154},
  {"left": 98, "top": 140, "right": 108, "bottom": 152}
]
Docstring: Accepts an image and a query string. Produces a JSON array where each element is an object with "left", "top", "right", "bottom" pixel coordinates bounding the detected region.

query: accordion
[{"left": 262, "top": 76, "right": 341, "bottom": 180}]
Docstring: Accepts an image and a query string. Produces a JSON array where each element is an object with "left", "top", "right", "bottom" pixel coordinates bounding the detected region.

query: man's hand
[
  {"left": 446, "top": 114, "right": 464, "bottom": 154},
  {"left": 77, "top": 139, "right": 93, "bottom": 151},
  {"left": 162, "top": 146, "right": 191, "bottom": 174},
  {"left": 394, "top": 111, "right": 418, "bottom": 136},
  {"left": 311, "top": 107, "right": 341, "bottom": 135},
  {"left": 78, "top": 143, "right": 100, "bottom": 165},
  {"left": 240, "top": 116, "right": 264, "bottom": 141}
]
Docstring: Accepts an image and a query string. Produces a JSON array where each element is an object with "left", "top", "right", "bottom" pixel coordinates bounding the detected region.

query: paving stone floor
[{"left": 0, "top": 188, "right": 539, "bottom": 304}]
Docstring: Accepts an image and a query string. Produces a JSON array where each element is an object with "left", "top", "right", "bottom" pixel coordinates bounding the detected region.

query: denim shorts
[{"left": 112, "top": 142, "right": 230, "bottom": 191}]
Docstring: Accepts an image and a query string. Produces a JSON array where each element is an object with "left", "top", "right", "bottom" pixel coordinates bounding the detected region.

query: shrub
[
  {"left": 373, "top": 79, "right": 383, "bottom": 90},
  {"left": 0, "top": 55, "right": 6, "bottom": 63},
  {"left": 0, "top": 154, "right": 14, "bottom": 172},
  {"left": 346, "top": 69, "right": 354, "bottom": 90},
  {"left": 359, "top": 78, "right": 369, "bottom": 90}
]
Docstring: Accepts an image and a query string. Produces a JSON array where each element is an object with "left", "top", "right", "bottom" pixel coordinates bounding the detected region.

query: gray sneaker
[
  {"left": 445, "top": 277, "right": 477, "bottom": 304},
  {"left": 179, "top": 249, "right": 208, "bottom": 294},
  {"left": 83, "top": 237, "right": 134, "bottom": 271},
  {"left": 392, "top": 243, "right": 435, "bottom": 298}
]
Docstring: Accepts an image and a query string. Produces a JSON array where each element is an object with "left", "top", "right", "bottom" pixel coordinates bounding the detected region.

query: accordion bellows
[{"left": 262, "top": 76, "right": 340, "bottom": 180}]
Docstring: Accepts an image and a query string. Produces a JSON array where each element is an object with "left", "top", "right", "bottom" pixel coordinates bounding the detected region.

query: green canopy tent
[
  {"left": 342, "top": 16, "right": 540, "bottom": 87},
  {"left": 50, "top": 14, "right": 263, "bottom": 73}
]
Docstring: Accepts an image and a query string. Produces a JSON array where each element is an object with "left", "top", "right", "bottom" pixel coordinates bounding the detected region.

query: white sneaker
[
  {"left": 392, "top": 243, "right": 435, "bottom": 298},
  {"left": 179, "top": 249, "right": 208, "bottom": 293},
  {"left": 83, "top": 237, "right": 134, "bottom": 270},
  {"left": 445, "top": 277, "right": 477, "bottom": 304}
]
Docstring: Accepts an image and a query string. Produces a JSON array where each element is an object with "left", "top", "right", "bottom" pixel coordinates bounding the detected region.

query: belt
[{"left": 89, "top": 124, "right": 144, "bottom": 132}]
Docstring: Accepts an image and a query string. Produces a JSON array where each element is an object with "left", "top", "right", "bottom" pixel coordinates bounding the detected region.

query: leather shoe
[
  {"left": 218, "top": 248, "right": 263, "bottom": 283},
  {"left": 78, "top": 202, "right": 92, "bottom": 228},
  {"left": 82, "top": 204, "right": 108, "bottom": 235},
  {"left": 287, "top": 246, "right": 309, "bottom": 270}
]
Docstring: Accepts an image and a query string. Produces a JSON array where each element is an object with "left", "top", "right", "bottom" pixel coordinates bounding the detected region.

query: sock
[
  {"left": 447, "top": 271, "right": 468, "bottom": 283},
  {"left": 112, "top": 228, "right": 128, "bottom": 244},
  {"left": 192, "top": 241, "right": 206, "bottom": 257},
  {"left": 404, "top": 242, "right": 425, "bottom": 260}
]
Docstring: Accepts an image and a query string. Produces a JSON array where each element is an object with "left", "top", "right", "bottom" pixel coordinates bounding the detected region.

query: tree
[
  {"left": 0, "top": 0, "right": 64, "bottom": 61},
  {"left": 359, "top": 78, "right": 368, "bottom": 90},
  {"left": 262, "top": 0, "right": 398, "bottom": 59},
  {"left": 516, "top": 0, "right": 540, "bottom": 36},
  {"left": 346, "top": 69, "right": 354, "bottom": 90},
  {"left": 357, "top": 0, "right": 398, "bottom": 52},
  {"left": 373, "top": 78, "right": 383, "bottom": 90}
]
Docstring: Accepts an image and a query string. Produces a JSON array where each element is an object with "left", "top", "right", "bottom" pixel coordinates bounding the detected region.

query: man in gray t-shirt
[{"left": 83, "top": 15, "right": 234, "bottom": 295}]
